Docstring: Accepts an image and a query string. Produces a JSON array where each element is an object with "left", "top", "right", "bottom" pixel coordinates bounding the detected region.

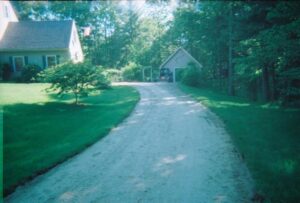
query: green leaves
[
  {"left": 39, "top": 62, "right": 110, "bottom": 104},
  {"left": 121, "top": 62, "right": 142, "bottom": 81}
]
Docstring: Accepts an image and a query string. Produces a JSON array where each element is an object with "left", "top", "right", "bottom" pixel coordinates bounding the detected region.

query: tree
[
  {"left": 227, "top": 3, "right": 234, "bottom": 96},
  {"left": 39, "top": 62, "right": 110, "bottom": 104}
]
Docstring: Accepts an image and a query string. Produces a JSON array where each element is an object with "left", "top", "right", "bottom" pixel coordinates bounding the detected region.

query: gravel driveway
[{"left": 6, "top": 82, "right": 253, "bottom": 203}]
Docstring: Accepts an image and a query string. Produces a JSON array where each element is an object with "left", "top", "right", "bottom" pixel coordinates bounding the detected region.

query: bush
[
  {"left": 181, "top": 63, "right": 203, "bottom": 87},
  {"left": 39, "top": 61, "right": 110, "bottom": 104},
  {"left": 103, "top": 68, "right": 122, "bottom": 82},
  {"left": 0, "top": 63, "right": 12, "bottom": 81},
  {"left": 175, "top": 68, "right": 185, "bottom": 82},
  {"left": 121, "top": 62, "right": 142, "bottom": 81},
  {"left": 19, "top": 64, "right": 42, "bottom": 83}
]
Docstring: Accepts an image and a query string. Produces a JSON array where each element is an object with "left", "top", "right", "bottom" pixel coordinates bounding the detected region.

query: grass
[
  {"left": 0, "top": 83, "right": 139, "bottom": 196},
  {"left": 179, "top": 84, "right": 300, "bottom": 203}
]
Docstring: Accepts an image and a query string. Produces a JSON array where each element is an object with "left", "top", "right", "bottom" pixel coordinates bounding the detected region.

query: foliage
[
  {"left": 180, "top": 63, "right": 202, "bottom": 87},
  {"left": 2, "top": 84, "right": 139, "bottom": 195},
  {"left": 0, "top": 63, "right": 11, "bottom": 81},
  {"left": 39, "top": 62, "right": 110, "bottom": 104},
  {"left": 121, "top": 62, "right": 142, "bottom": 81},
  {"left": 103, "top": 68, "right": 122, "bottom": 82},
  {"left": 18, "top": 64, "right": 42, "bottom": 83},
  {"left": 179, "top": 84, "right": 300, "bottom": 202},
  {"left": 175, "top": 68, "right": 184, "bottom": 82}
]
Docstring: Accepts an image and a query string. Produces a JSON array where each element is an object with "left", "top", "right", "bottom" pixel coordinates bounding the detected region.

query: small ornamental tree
[{"left": 39, "top": 62, "right": 110, "bottom": 104}]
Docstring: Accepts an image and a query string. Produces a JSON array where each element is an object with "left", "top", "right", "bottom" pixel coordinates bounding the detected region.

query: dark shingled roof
[{"left": 0, "top": 20, "right": 73, "bottom": 51}]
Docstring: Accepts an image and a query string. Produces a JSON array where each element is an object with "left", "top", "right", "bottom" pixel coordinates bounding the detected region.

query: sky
[{"left": 118, "top": 0, "right": 178, "bottom": 21}]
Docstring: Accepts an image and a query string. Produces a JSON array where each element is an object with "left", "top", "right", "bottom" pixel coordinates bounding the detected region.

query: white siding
[
  {"left": 68, "top": 21, "right": 84, "bottom": 63},
  {"left": 162, "top": 49, "right": 195, "bottom": 73},
  {"left": 160, "top": 48, "right": 202, "bottom": 82},
  {"left": 0, "top": 0, "right": 18, "bottom": 40}
]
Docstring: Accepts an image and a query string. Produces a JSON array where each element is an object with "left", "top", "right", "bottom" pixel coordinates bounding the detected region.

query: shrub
[
  {"left": 181, "top": 62, "right": 203, "bottom": 87},
  {"left": 19, "top": 64, "right": 42, "bottom": 83},
  {"left": 175, "top": 68, "right": 185, "bottom": 82},
  {"left": 103, "top": 68, "right": 122, "bottom": 82},
  {"left": 0, "top": 63, "right": 12, "bottom": 81},
  {"left": 121, "top": 62, "right": 142, "bottom": 81},
  {"left": 39, "top": 61, "right": 110, "bottom": 104}
]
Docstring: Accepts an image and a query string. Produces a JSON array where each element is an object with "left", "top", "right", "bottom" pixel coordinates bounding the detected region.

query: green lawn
[
  {"left": 1, "top": 83, "right": 139, "bottom": 196},
  {"left": 179, "top": 84, "right": 300, "bottom": 202}
]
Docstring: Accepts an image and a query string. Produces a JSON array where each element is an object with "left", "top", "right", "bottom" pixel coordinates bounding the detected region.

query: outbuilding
[{"left": 159, "top": 47, "right": 202, "bottom": 82}]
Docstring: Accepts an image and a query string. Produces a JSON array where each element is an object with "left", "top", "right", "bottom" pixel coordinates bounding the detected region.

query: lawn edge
[
  {"left": 4, "top": 86, "right": 140, "bottom": 197},
  {"left": 176, "top": 83, "right": 257, "bottom": 198}
]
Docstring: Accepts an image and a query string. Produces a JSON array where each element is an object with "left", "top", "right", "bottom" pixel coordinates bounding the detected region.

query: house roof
[
  {"left": 0, "top": 20, "right": 73, "bottom": 51},
  {"left": 159, "top": 47, "right": 202, "bottom": 69}
]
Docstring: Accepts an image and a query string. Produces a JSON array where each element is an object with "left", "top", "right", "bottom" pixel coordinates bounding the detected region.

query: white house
[
  {"left": 0, "top": 0, "right": 84, "bottom": 75},
  {"left": 0, "top": 0, "right": 18, "bottom": 40},
  {"left": 159, "top": 47, "right": 202, "bottom": 82}
]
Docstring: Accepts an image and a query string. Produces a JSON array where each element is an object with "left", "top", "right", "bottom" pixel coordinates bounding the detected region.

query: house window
[
  {"left": 46, "top": 55, "right": 57, "bottom": 67},
  {"left": 13, "top": 56, "right": 25, "bottom": 72}
]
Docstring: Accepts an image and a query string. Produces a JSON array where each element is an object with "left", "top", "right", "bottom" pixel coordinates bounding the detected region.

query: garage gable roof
[{"left": 159, "top": 47, "right": 202, "bottom": 69}]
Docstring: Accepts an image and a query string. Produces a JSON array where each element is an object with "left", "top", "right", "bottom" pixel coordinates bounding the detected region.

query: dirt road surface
[{"left": 6, "top": 83, "right": 253, "bottom": 203}]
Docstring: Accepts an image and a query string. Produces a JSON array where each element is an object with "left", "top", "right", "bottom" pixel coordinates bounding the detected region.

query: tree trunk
[
  {"left": 261, "top": 66, "right": 270, "bottom": 102},
  {"left": 269, "top": 67, "right": 276, "bottom": 101},
  {"left": 228, "top": 5, "right": 234, "bottom": 96},
  {"left": 75, "top": 93, "right": 78, "bottom": 104}
]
